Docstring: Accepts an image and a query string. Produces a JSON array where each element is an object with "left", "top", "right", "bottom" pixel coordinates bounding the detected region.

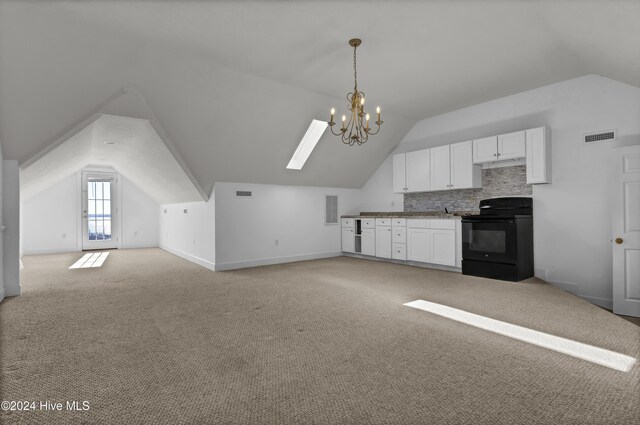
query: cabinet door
[
  {"left": 407, "top": 227, "right": 431, "bottom": 263},
  {"left": 405, "top": 149, "right": 430, "bottom": 192},
  {"left": 361, "top": 229, "right": 376, "bottom": 256},
  {"left": 392, "top": 243, "right": 407, "bottom": 261},
  {"left": 431, "top": 229, "right": 456, "bottom": 266},
  {"left": 341, "top": 229, "right": 355, "bottom": 253},
  {"left": 392, "top": 154, "right": 407, "bottom": 193},
  {"left": 525, "top": 127, "right": 550, "bottom": 184},
  {"left": 473, "top": 136, "right": 498, "bottom": 163},
  {"left": 429, "top": 145, "right": 451, "bottom": 191},
  {"left": 497, "top": 131, "right": 526, "bottom": 160},
  {"left": 450, "top": 140, "right": 481, "bottom": 189},
  {"left": 375, "top": 226, "right": 392, "bottom": 259}
]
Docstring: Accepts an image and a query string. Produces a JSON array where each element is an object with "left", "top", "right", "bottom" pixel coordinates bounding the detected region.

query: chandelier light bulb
[
  {"left": 376, "top": 106, "right": 380, "bottom": 114},
  {"left": 342, "top": 115, "right": 346, "bottom": 122},
  {"left": 330, "top": 108, "right": 335, "bottom": 115}
]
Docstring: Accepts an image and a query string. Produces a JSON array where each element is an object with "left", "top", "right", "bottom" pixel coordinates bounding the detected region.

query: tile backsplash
[{"left": 404, "top": 165, "right": 531, "bottom": 212}]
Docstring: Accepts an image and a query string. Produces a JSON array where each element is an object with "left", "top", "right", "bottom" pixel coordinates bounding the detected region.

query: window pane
[
  {"left": 104, "top": 220, "right": 112, "bottom": 240},
  {"left": 96, "top": 182, "right": 103, "bottom": 199},
  {"left": 96, "top": 221, "right": 104, "bottom": 239},
  {"left": 96, "top": 201, "right": 103, "bottom": 218},
  {"left": 88, "top": 200, "right": 96, "bottom": 217},
  {"left": 104, "top": 200, "right": 111, "bottom": 219},
  {"left": 88, "top": 220, "right": 96, "bottom": 240},
  {"left": 88, "top": 182, "right": 95, "bottom": 200},
  {"left": 104, "top": 182, "right": 111, "bottom": 200}
]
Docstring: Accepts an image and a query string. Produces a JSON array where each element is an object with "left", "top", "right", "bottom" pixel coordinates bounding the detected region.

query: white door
[
  {"left": 82, "top": 172, "right": 118, "bottom": 250},
  {"left": 430, "top": 145, "right": 451, "bottom": 191},
  {"left": 392, "top": 154, "right": 407, "bottom": 193},
  {"left": 407, "top": 227, "right": 430, "bottom": 263},
  {"left": 612, "top": 145, "right": 640, "bottom": 317},
  {"left": 473, "top": 136, "right": 498, "bottom": 163},
  {"left": 497, "top": 131, "right": 526, "bottom": 160},
  {"left": 406, "top": 149, "right": 431, "bottom": 192},
  {"left": 431, "top": 229, "right": 456, "bottom": 266},
  {"left": 361, "top": 229, "right": 376, "bottom": 256},
  {"left": 450, "top": 141, "right": 480, "bottom": 189},
  {"left": 375, "top": 226, "right": 392, "bottom": 259},
  {"left": 341, "top": 229, "right": 355, "bottom": 253}
]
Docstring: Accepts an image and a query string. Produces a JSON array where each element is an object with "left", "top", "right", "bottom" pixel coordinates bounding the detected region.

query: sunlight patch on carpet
[
  {"left": 69, "top": 252, "right": 110, "bottom": 269},
  {"left": 404, "top": 299, "right": 636, "bottom": 372}
]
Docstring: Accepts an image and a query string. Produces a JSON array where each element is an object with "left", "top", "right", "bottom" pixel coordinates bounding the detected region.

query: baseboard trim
[
  {"left": 160, "top": 244, "right": 216, "bottom": 272},
  {"left": 547, "top": 280, "right": 612, "bottom": 310},
  {"left": 22, "top": 248, "right": 82, "bottom": 256},
  {"left": 214, "top": 251, "right": 341, "bottom": 271},
  {"left": 342, "top": 252, "right": 462, "bottom": 273},
  {"left": 578, "top": 295, "right": 613, "bottom": 310},
  {"left": 0, "top": 286, "right": 4, "bottom": 303}
]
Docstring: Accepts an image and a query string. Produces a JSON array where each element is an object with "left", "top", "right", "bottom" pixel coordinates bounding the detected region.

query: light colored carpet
[{"left": 1, "top": 248, "right": 638, "bottom": 424}]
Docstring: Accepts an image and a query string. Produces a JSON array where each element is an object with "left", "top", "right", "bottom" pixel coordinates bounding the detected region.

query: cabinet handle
[{"left": 493, "top": 153, "right": 497, "bottom": 157}]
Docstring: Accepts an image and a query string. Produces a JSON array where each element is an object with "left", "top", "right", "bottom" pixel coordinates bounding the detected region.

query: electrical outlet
[
  {"left": 274, "top": 239, "right": 279, "bottom": 246},
  {"left": 183, "top": 208, "right": 188, "bottom": 214}
]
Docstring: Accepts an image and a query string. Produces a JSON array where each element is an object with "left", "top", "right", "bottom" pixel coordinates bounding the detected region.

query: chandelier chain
[{"left": 353, "top": 44, "right": 357, "bottom": 91}]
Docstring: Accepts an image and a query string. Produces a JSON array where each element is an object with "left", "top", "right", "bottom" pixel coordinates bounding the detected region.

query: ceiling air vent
[
  {"left": 235, "top": 190, "right": 252, "bottom": 197},
  {"left": 584, "top": 129, "right": 617, "bottom": 143}
]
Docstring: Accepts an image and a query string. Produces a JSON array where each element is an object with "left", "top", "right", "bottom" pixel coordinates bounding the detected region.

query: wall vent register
[
  {"left": 235, "top": 191, "right": 252, "bottom": 197},
  {"left": 584, "top": 129, "right": 617, "bottom": 143},
  {"left": 325, "top": 195, "right": 338, "bottom": 225}
]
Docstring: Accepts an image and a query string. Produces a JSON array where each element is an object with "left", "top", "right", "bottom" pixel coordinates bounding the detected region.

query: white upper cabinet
[
  {"left": 450, "top": 141, "right": 482, "bottom": 189},
  {"left": 405, "top": 149, "right": 431, "bottom": 192},
  {"left": 392, "top": 153, "right": 407, "bottom": 193},
  {"left": 429, "top": 145, "right": 451, "bottom": 191},
  {"left": 430, "top": 142, "right": 482, "bottom": 191},
  {"left": 525, "top": 127, "right": 551, "bottom": 184},
  {"left": 473, "top": 132, "right": 526, "bottom": 163},
  {"left": 497, "top": 131, "right": 526, "bottom": 160},
  {"left": 473, "top": 136, "right": 498, "bottom": 163},
  {"left": 393, "top": 149, "right": 430, "bottom": 193}
]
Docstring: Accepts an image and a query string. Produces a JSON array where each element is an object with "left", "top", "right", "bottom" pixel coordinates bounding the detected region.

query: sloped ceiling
[
  {"left": 1, "top": 1, "right": 639, "bottom": 195},
  {"left": 21, "top": 112, "right": 205, "bottom": 203}
]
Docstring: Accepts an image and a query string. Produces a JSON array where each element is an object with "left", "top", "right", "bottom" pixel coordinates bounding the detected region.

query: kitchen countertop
[{"left": 341, "top": 211, "right": 479, "bottom": 219}]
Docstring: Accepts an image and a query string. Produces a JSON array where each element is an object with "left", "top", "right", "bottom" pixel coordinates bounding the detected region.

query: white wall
[
  {"left": 360, "top": 75, "right": 640, "bottom": 308},
  {"left": 158, "top": 190, "right": 215, "bottom": 271},
  {"left": 214, "top": 182, "right": 361, "bottom": 270},
  {"left": 3, "top": 159, "right": 20, "bottom": 297},
  {"left": 22, "top": 171, "right": 159, "bottom": 255}
]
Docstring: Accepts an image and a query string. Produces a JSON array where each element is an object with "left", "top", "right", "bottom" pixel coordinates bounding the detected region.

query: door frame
[{"left": 78, "top": 168, "right": 121, "bottom": 251}]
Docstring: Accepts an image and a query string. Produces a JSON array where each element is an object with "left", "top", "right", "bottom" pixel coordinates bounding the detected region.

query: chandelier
[{"left": 328, "top": 38, "right": 382, "bottom": 146}]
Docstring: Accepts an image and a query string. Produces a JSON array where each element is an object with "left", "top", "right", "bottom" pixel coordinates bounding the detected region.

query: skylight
[{"left": 286, "top": 120, "right": 328, "bottom": 170}]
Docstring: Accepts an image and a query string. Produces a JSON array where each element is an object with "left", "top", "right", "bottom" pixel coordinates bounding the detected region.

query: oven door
[{"left": 462, "top": 218, "right": 517, "bottom": 264}]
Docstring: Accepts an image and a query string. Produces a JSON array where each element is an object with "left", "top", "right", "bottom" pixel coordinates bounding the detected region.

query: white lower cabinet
[
  {"left": 407, "top": 219, "right": 457, "bottom": 266},
  {"left": 407, "top": 227, "right": 431, "bottom": 263},
  {"left": 341, "top": 228, "right": 355, "bottom": 253},
  {"left": 431, "top": 229, "right": 456, "bottom": 266},
  {"left": 392, "top": 243, "right": 407, "bottom": 260},
  {"left": 375, "top": 226, "right": 392, "bottom": 259},
  {"left": 361, "top": 228, "right": 375, "bottom": 256}
]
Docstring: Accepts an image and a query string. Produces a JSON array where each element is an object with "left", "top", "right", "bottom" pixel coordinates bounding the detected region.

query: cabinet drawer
[
  {"left": 361, "top": 218, "right": 375, "bottom": 229},
  {"left": 392, "top": 243, "right": 407, "bottom": 261},
  {"left": 407, "top": 219, "right": 430, "bottom": 228},
  {"left": 430, "top": 219, "right": 456, "bottom": 230},
  {"left": 341, "top": 218, "right": 354, "bottom": 228},
  {"left": 375, "top": 218, "right": 391, "bottom": 226},
  {"left": 392, "top": 218, "right": 406, "bottom": 227},
  {"left": 392, "top": 227, "right": 406, "bottom": 243}
]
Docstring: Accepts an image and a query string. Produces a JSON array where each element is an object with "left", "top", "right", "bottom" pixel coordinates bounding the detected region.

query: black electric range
[{"left": 461, "top": 197, "right": 533, "bottom": 282}]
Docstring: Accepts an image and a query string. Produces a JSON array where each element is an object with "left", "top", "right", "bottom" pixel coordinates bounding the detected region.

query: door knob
[{"left": 615, "top": 238, "right": 623, "bottom": 245}]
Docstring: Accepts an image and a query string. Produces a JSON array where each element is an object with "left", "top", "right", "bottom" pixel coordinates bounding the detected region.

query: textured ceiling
[{"left": 1, "top": 1, "right": 639, "bottom": 195}]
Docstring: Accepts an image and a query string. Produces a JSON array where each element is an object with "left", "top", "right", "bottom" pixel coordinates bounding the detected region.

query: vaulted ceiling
[{"left": 1, "top": 1, "right": 638, "bottom": 197}]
